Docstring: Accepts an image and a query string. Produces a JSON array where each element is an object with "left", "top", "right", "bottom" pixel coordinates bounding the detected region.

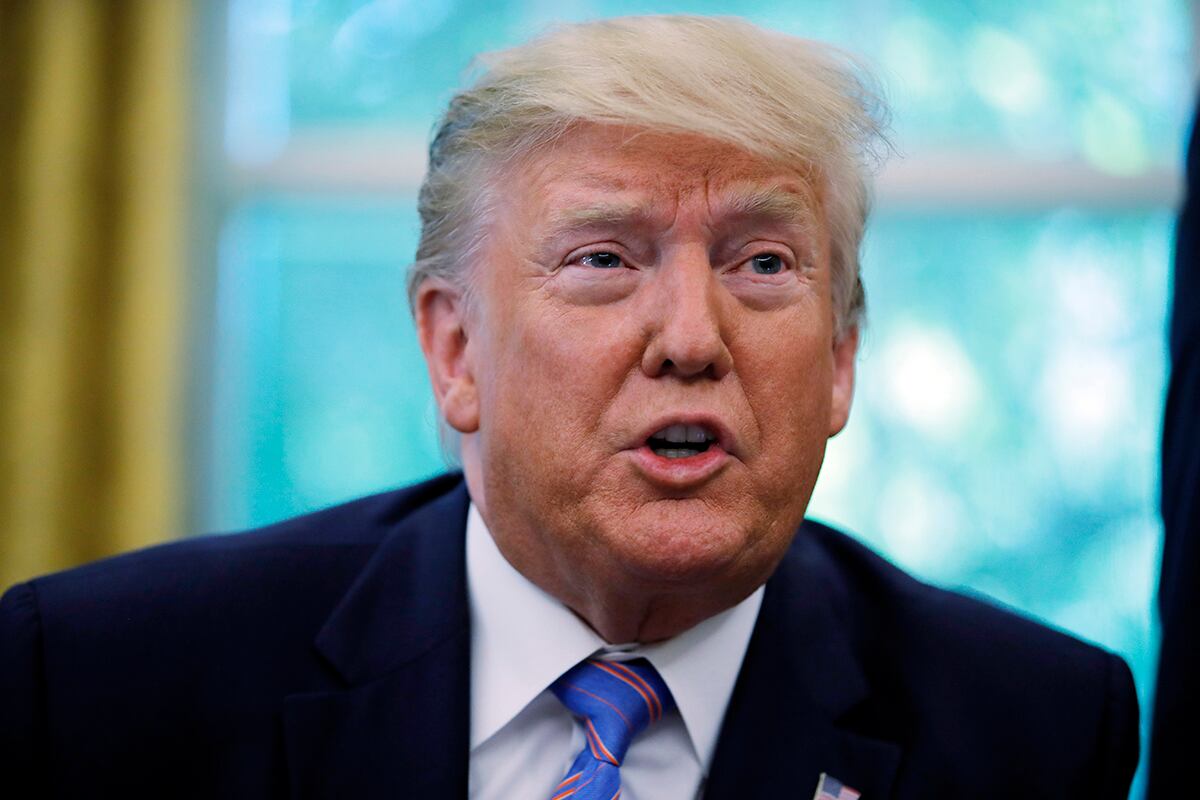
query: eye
[
  {"left": 749, "top": 253, "right": 785, "bottom": 275},
  {"left": 580, "top": 252, "right": 624, "bottom": 269}
]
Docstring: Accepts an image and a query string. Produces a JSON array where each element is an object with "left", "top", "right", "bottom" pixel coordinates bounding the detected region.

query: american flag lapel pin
[{"left": 812, "top": 772, "right": 862, "bottom": 800}]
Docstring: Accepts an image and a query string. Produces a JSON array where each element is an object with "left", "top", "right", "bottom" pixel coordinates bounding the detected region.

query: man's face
[{"left": 423, "top": 124, "right": 857, "bottom": 638}]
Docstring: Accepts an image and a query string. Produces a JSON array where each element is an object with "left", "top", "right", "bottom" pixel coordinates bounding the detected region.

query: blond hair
[{"left": 409, "top": 15, "right": 889, "bottom": 337}]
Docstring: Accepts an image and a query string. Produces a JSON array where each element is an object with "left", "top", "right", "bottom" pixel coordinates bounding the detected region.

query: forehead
[{"left": 503, "top": 124, "right": 823, "bottom": 229}]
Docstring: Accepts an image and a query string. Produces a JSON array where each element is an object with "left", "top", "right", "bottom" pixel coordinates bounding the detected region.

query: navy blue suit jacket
[{"left": 1, "top": 473, "right": 1138, "bottom": 798}]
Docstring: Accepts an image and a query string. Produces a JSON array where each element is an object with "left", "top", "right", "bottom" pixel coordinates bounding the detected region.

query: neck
[{"left": 563, "top": 582, "right": 750, "bottom": 643}]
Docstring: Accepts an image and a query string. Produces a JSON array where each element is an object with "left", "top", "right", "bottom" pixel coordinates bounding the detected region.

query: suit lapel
[
  {"left": 705, "top": 522, "right": 903, "bottom": 799},
  {"left": 283, "top": 481, "right": 472, "bottom": 800}
]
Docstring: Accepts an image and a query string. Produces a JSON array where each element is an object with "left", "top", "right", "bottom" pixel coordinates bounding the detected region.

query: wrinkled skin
[{"left": 417, "top": 124, "right": 858, "bottom": 643}]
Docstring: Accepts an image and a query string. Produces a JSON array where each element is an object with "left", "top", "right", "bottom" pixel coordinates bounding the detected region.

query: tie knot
[{"left": 550, "top": 657, "right": 676, "bottom": 766}]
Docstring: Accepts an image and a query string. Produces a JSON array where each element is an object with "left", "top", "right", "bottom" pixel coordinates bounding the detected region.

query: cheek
[
  {"left": 485, "top": 301, "right": 640, "bottom": 453},
  {"left": 737, "top": 315, "right": 834, "bottom": 473}
]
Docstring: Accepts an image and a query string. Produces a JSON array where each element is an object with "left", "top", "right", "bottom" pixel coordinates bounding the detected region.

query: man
[{"left": 0, "top": 15, "right": 1138, "bottom": 799}]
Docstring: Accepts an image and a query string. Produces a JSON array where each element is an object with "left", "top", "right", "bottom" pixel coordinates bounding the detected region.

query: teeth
[
  {"left": 662, "top": 424, "right": 688, "bottom": 443},
  {"left": 659, "top": 448, "right": 696, "bottom": 459},
  {"left": 651, "top": 423, "right": 715, "bottom": 444}
]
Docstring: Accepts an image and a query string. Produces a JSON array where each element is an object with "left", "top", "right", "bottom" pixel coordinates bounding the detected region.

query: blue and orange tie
[{"left": 546, "top": 657, "right": 677, "bottom": 800}]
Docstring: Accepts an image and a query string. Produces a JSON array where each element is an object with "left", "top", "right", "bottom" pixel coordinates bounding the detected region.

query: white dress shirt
[{"left": 466, "top": 503, "right": 764, "bottom": 800}]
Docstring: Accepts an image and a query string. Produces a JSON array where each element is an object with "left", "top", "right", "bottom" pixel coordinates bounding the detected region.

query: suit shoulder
[
  {"left": 797, "top": 517, "right": 1116, "bottom": 668},
  {"left": 794, "top": 519, "right": 1138, "bottom": 794}
]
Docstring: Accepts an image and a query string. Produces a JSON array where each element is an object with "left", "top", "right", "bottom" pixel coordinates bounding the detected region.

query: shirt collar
[{"left": 466, "top": 502, "right": 763, "bottom": 773}]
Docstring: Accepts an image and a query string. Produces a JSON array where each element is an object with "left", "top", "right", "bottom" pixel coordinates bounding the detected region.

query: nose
[{"left": 640, "top": 250, "right": 734, "bottom": 380}]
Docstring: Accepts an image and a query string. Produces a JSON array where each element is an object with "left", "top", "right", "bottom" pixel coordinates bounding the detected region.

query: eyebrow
[
  {"left": 538, "top": 185, "right": 820, "bottom": 242},
  {"left": 541, "top": 202, "right": 658, "bottom": 238},
  {"left": 717, "top": 185, "right": 819, "bottom": 234},
  {"left": 544, "top": 188, "right": 816, "bottom": 231}
]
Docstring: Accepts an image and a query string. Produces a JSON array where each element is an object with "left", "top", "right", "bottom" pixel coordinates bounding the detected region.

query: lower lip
[{"left": 629, "top": 443, "right": 730, "bottom": 487}]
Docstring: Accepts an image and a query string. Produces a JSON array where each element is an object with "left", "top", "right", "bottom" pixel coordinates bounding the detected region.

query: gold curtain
[{"left": 0, "top": 0, "right": 193, "bottom": 589}]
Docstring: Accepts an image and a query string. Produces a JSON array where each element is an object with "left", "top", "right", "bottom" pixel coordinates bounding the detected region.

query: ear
[
  {"left": 828, "top": 324, "right": 859, "bottom": 437},
  {"left": 415, "top": 280, "right": 480, "bottom": 434}
]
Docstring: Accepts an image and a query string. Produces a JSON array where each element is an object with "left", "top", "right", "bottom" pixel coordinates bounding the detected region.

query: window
[{"left": 199, "top": 3, "right": 1192, "bottom": 791}]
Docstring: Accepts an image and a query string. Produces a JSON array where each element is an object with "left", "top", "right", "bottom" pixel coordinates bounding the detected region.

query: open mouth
[{"left": 646, "top": 423, "right": 718, "bottom": 459}]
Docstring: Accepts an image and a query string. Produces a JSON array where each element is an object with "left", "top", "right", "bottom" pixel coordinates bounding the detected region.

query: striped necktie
[{"left": 546, "top": 657, "right": 677, "bottom": 800}]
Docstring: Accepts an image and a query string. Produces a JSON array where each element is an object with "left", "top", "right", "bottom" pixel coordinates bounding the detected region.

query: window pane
[{"left": 203, "top": 194, "right": 444, "bottom": 532}]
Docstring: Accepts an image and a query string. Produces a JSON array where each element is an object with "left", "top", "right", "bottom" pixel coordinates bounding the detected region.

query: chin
[{"left": 595, "top": 499, "right": 768, "bottom": 586}]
